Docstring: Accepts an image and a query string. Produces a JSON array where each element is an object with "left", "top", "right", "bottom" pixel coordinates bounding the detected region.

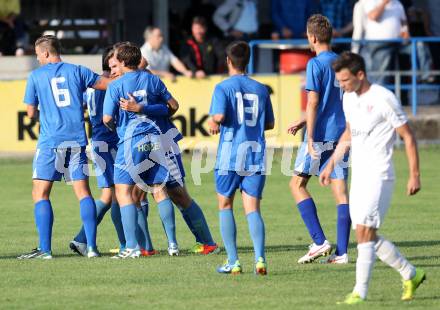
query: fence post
[
  {"left": 411, "top": 39, "right": 418, "bottom": 115},
  {"left": 248, "top": 42, "right": 255, "bottom": 75}
]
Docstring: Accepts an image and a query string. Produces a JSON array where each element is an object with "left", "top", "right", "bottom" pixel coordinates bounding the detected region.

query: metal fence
[{"left": 248, "top": 37, "right": 440, "bottom": 115}]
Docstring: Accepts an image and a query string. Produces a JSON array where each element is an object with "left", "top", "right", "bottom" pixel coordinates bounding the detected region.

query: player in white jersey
[{"left": 320, "top": 52, "right": 425, "bottom": 304}]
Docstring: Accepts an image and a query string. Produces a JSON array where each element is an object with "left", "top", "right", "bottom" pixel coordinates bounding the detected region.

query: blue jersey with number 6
[
  {"left": 209, "top": 75, "right": 274, "bottom": 172},
  {"left": 23, "top": 62, "right": 99, "bottom": 148}
]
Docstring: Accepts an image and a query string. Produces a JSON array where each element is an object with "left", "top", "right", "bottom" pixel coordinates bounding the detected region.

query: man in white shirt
[
  {"left": 364, "top": 0, "right": 408, "bottom": 85},
  {"left": 320, "top": 52, "right": 425, "bottom": 305},
  {"left": 140, "top": 27, "right": 192, "bottom": 81}
]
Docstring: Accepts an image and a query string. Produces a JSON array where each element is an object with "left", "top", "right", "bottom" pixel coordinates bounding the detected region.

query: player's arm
[
  {"left": 102, "top": 86, "right": 118, "bottom": 131},
  {"left": 208, "top": 85, "right": 227, "bottom": 135},
  {"left": 119, "top": 93, "right": 170, "bottom": 117},
  {"left": 319, "top": 123, "right": 352, "bottom": 186},
  {"left": 265, "top": 93, "right": 275, "bottom": 130},
  {"left": 396, "top": 124, "right": 421, "bottom": 195},
  {"left": 26, "top": 105, "right": 39, "bottom": 121},
  {"left": 208, "top": 114, "right": 225, "bottom": 135},
  {"left": 92, "top": 76, "right": 112, "bottom": 91},
  {"left": 368, "top": 0, "right": 390, "bottom": 21},
  {"left": 306, "top": 90, "right": 320, "bottom": 158}
]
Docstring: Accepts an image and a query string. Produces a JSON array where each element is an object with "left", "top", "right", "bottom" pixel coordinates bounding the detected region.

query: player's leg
[
  {"left": 71, "top": 178, "right": 100, "bottom": 257},
  {"left": 151, "top": 185, "right": 179, "bottom": 256},
  {"left": 19, "top": 148, "right": 61, "bottom": 259},
  {"left": 71, "top": 187, "right": 113, "bottom": 256},
  {"left": 132, "top": 186, "right": 156, "bottom": 256},
  {"left": 111, "top": 183, "right": 140, "bottom": 258},
  {"left": 290, "top": 175, "right": 331, "bottom": 263},
  {"left": 168, "top": 184, "right": 218, "bottom": 253},
  {"left": 326, "top": 178, "right": 350, "bottom": 264},
  {"left": 369, "top": 181, "right": 425, "bottom": 301},
  {"left": 215, "top": 170, "right": 241, "bottom": 274},
  {"left": 110, "top": 188, "right": 126, "bottom": 252},
  {"left": 241, "top": 174, "right": 266, "bottom": 275},
  {"left": 18, "top": 179, "right": 55, "bottom": 259}
]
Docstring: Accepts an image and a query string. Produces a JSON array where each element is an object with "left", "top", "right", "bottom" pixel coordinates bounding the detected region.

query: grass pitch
[{"left": 0, "top": 147, "right": 439, "bottom": 309}]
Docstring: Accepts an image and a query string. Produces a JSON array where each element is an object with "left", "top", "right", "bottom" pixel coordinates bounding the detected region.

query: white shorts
[{"left": 349, "top": 177, "right": 394, "bottom": 229}]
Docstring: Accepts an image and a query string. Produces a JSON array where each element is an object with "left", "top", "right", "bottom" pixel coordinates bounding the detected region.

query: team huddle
[{"left": 18, "top": 14, "right": 425, "bottom": 305}]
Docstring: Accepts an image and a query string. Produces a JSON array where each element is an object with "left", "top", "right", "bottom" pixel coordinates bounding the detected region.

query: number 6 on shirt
[
  {"left": 236, "top": 92, "right": 258, "bottom": 127},
  {"left": 51, "top": 77, "right": 71, "bottom": 107}
]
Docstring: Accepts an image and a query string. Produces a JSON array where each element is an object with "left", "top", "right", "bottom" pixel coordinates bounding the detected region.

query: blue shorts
[
  {"left": 90, "top": 141, "right": 118, "bottom": 188},
  {"left": 114, "top": 134, "right": 169, "bottom": 186},
  {"left": 215, "top": 170, "right": 266, "bottom": 199},
  {"left": 32, "top": 147, "right": 89, "bottom": 182},
  {"left": 165, "top": 150, "right": 185, "bottom": 189},
  {"left": 294, "top": 141, "right": 348, "bottom": 179}
]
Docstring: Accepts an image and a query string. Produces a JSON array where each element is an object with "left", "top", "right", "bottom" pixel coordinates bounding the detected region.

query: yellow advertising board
[{"left": 0, "top": 75, "right": 302, "bottom": 153}]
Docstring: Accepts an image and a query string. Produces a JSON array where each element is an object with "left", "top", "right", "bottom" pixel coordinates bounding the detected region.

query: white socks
[
  {"left": 354, "top": 241, "right": 376, "bottom": 299},
  {"left": 375, "top": 236, "right": 416, "bottom": 281}
]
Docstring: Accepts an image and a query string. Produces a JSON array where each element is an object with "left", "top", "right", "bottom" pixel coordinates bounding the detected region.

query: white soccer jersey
[{"left": 343, "top": 84, "right": 408, "bottom": 181}]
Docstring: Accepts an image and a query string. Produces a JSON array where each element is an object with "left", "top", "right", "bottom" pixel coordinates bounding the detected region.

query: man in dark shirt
[{"left": 180, "top": 16, "right": 223, "bottom": 78}]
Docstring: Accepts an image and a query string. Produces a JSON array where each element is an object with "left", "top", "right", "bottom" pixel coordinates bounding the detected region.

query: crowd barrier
[{"left": 249, "top": 37, "right": 440, "bottom": 116}]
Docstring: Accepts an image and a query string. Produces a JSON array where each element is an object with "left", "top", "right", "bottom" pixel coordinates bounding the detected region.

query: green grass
[{"left": 0, "top": 147, "right": 439, "bottom": 309}]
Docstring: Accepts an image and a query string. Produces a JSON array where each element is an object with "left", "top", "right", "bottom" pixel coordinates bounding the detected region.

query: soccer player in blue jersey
[
  {"left": 115, "top": 55, "right": 219, "bottom": 256},
  {"left": 19, "top": 35, "right": 111, "bottom": 259},
  {"left": 103, "top": 42, "right": 178, "bottom": 259},
  {"left": 287, "top": 15, "right": 351, "bottom": 264},
  {"left": 68, "top": 47, "right": 130, "bottom": 256},
  {"left": 208, "top": 41, "right": 275, "bottom": 275}
]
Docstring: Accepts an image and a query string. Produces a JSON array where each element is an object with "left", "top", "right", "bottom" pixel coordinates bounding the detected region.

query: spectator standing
[
  {"left": 181, "top": 17, "right": 223, "bottom": 78},
  {"left": 271, "top": 0, "right": 319, "bottom": 39},
  {"left": 213, "top": 0, "right": 259, "bottom": 41},
  {"left": 140, "top": 26, "right": 192, "bottom": 80},
  {"left": 320, "top": 0, "right": 354, "bottom": 38}
]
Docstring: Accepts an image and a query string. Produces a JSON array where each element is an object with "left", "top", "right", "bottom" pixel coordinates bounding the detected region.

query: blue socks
[
  {"left": 181, "top": 200, "right": 215, "bottom": 245},
  {"left": 297, "top": 198, "right": 326, "bottom": 246},
  {"left": 111, "top": 202, "right": 126, "bottom": 248},
  {"left": 34, "top": 200, "right": 54, "bottom": 253},
  {"left": 120, "top": 204, "right": 138, "bottom": 249},
  {"left": 79, "top": 196, "right": 97, "bottom": 249},
  {"left": 246, "top": 211, "right": 265, "bottom": 261},
  {"left": 136, "top": 200, "right": 154, "bottom": 251},
  {"left": 219, "top": 209, "right": 238, "bottom": 263},
  {"left": 158, "top": 198, "right": 177, "bottom": 244},
  {"left": 74, "top": 199, "right": 111, "bottom": 244},
  {"left": 336, "top": 204, "right": 351, "bottom": 256}
]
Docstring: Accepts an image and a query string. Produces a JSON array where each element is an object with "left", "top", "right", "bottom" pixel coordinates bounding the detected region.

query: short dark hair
[
  {"left": 307, "top": 14, "right": 332, "bottom": 44},
  {"left": 114, "top": 42, "right": 141, "bottom": 70},
  {"left": 332, "top": 51, "right": 366, "bottom": 75},
  {"left": 226, "top": 41, "right": 250, "bottom": 71},
  {"left": 192, "top": 16, "right": 207, "bottom": 28},
  {"left": 102, "top": 46, "right": 114, "bottom": 72},
  {"left": 35, "top": 35, "right": 61, "bottom": 55}
]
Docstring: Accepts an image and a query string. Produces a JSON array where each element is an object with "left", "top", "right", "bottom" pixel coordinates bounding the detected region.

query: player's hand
[
  {"left": 407, "top": 175, "right": 421, "bottom": 196},
  {"left": 287, "top": 119, "right": 306, "bottom": 135},
  {"left": 319, "top": 167, "right": 332, "bottom": 187},
  {"left": 208, "top": 118, "right": 220, "bottom": 135},
  {"left": 120, "top": 93, "right": 142, "bottom": 113},
  {"left": 307, "top": 140, "right": 320, "bottom": 159},
  {"left": 195, "top": 70, "right": 206, "bottom": 79}
]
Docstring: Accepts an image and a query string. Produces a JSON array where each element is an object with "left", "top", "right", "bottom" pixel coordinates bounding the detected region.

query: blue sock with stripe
[
  {"left": 79, "top": 197, "right": 97, "bottom": 249},
  {"left": 120, "top": 204, "right": 138, "bottom": 249},
  {"left": 34, "top": 200, "right": 54, "bottom": 253},
  {"left": 74, "top": 199, "right": 110, "bottom": 244},
  {"left": 246, "top": 211, "right": 265, "bottom": 261},
  {"left": 111, "top": 202, "right": 126, "bottom": 248},
  {"left": 136, "top": 200, "right": 154, "bottom": 251},
  {"left": 219, "top": 209, "right": 238, "bottom": 263},
  {"left": 336, "top": 204, "right": 351, "bottom": 256},
  {"left": 181, "top": 200, "right": 215, "bottom": 245},
  {"left": 297, "top": 198, "right": 326, "bottom": 245}
]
